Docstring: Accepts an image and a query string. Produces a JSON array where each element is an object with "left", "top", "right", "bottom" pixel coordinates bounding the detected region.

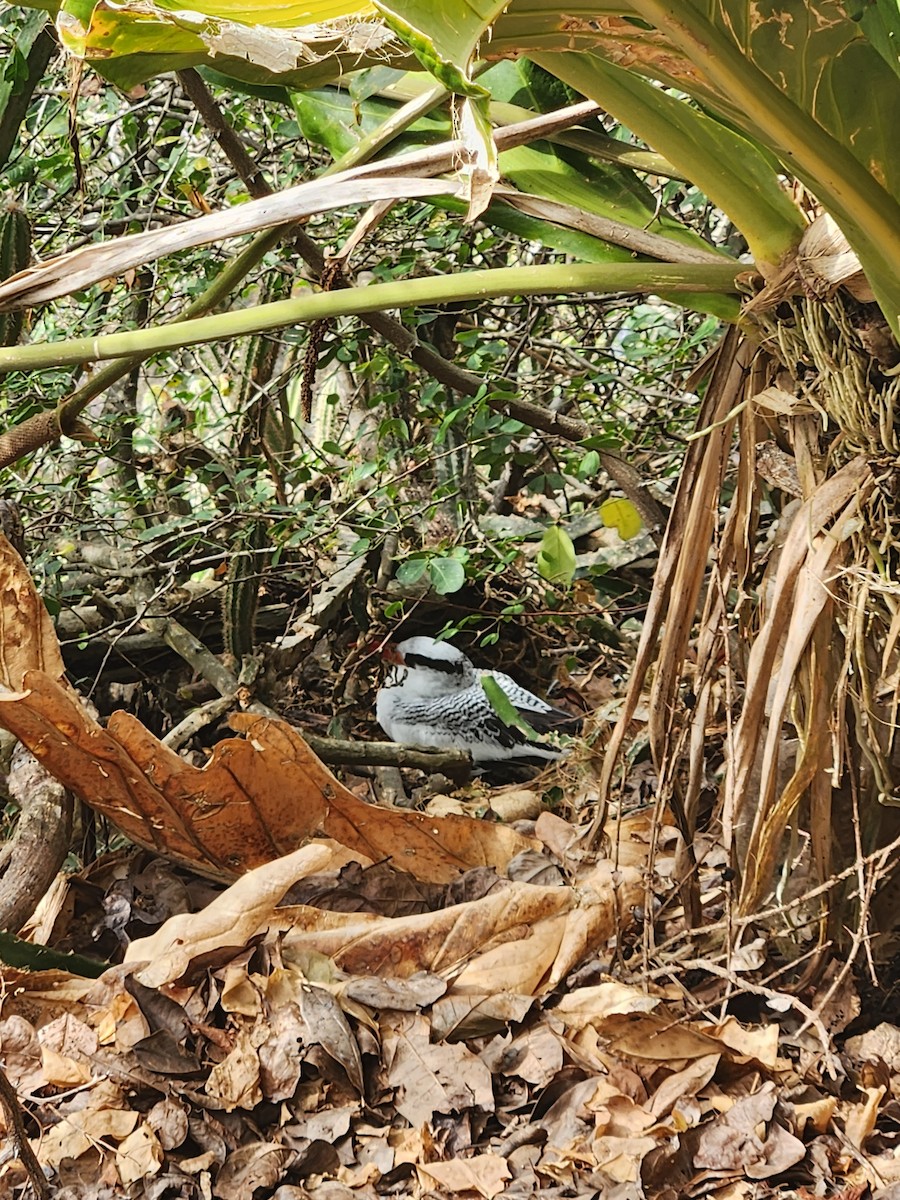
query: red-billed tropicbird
[{"left": 376, "top": 635, "right": 577, "bottom": 763}]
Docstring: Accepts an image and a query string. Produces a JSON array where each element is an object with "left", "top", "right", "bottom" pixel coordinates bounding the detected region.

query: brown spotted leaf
[
  {"left": 0, "top": 531, "right": 65, "bottom": 687},
  {"left": 0, "top": 671, "right": 535, "bottom": 883}
]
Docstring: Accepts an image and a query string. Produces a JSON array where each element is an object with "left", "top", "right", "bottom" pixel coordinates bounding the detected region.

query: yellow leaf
[{"left": 600, "top": 498, "right": 643, "bottom": 541}]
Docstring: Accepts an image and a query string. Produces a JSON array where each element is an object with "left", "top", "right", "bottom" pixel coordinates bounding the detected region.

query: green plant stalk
[
  {"left": 0, "top": 261, "right": 740, "bottom": 373},
  {"left": 56, "top": 226, "right": 285, "bottom": 425},
  {"left": 624, "top": 0, "right": 900, "bottom": 332}
]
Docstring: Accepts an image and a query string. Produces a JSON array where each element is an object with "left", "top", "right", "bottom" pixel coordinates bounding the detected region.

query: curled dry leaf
[
  {"left": 126, "top": 845, "right": 644, "bottom": 996},
  {"left": 0, "top": 539, "right": 536, "bottom": 884},
  {"left": 0, "top": 532, "right": 65, "bottom": 688},
  {"left": 0, "top": 672, "right": 536, "bottom": 883}
]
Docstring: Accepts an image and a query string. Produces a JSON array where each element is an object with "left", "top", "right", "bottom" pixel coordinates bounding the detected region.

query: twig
[
  {"left": 143, "top": 615, "right": 471, "bottom": 776},
  {"left": 303, "top": 737, "right": 471, "bottom": 776},
  {"left": 0, "top": 1062, "right": 50, "bottom": 1199},
  {"left": 162, "top": 694, "right": 235, "bottom": 750}
]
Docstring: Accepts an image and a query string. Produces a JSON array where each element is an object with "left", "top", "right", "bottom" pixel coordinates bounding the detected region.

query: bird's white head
[{"left": 383, "top": 636, "right": 476, "bottom": 698}]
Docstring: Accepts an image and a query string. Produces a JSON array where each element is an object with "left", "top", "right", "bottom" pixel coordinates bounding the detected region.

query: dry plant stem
[
  {"left": 673, "top": 958, "right": 838, "bottom": 1077},
  {"left": 796, "top": 792, "right": 887, "bottom": 1038},
  {"left": 0, "top": 96, "right": 616, "bottom": 312},
  {"left": 145, "top": 614, "right": 471, "bottom": 775},
  {"left": 589, "top": 328, "right": 747, "bottom": 846},
  {"left": 651, "top": 825, "right": 900, "bottom": 962},
  {"left": 0, "top": 744, "right": 72, "bottom": 933},
  {"left": 178, "top": 69, "right": 668, "bottom": 538},
  {"left": 0, "top": 1060, "right": 50, "bottom": 1199}
]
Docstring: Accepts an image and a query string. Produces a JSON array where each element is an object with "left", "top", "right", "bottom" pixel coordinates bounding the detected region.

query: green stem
[
  {"left": 0, "top": 262, "right": 740, "bottom": 374},
  {"left": 56, "top": 226, "right": 284, "bottom": 423},
  {"left": 319, "top": 77, "right": 452, "bottom": 177}
]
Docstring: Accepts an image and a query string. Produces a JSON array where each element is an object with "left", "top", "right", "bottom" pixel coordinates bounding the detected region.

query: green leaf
[
  {"left": 0, "top": 931, "right": 108, "bottom": 978},
  {"left": 600, "top": 498, "right": 643, "bottom": 542},
  {"left": 374, "top": 0, "right": 507, "bottom": 95},
  {"left": 856, "top": 1, "right": 900, "bottom": 82},
  {"left": 536, "top": 526, "right": 576, "bottom": 586},
  {"left": 536, "top": 50, "right": 806, "bottom": 271},
  {"left": 485, "top": 60, "right": 722, "bottom": 262},
  {"left": 395, "top": 557, "right": 428, "bottom": 585},
  {"left": 577, "top": 450, "right": 601, "bottom": 481},
  {"left": 427, "top": 556, "right": 466, "bottom": 594},
  {"left": 53, "top": 0, "right": 411, "bottom": 91},
  {"left": 481, "top": 674, "right": 541, "bottom": 741},
  {"left": 554, "top": 2, "right": 900, "bottom": 332},
  {"left": 292, "top": 84, "right": 448, "bottom": 162}
]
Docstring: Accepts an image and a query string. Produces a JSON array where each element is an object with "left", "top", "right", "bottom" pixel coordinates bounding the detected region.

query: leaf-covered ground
[
  {"left": 0, "top": 536, "right": 899, "bottom": 1200},
  {"left": 3, "top": 823, "right": 898, "bottom": 1200}
]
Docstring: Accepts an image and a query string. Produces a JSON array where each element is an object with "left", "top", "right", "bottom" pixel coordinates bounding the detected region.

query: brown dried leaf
[
  {"left": 714, "top": 1017, "right": 781, "bottom": 1067},
  {"left": 40, "top": 1046, "right": 93, "bottom": 1087},
  {"left": 600, "top": 1012, "right": 725, "bottom": 1062},
  {"left": 693, "top": 1083, "right": 806, "bottom": 1179},
  {"left": 258, "top": 1003, "right": 306, "bottom": 1102},
  {"left": 126, "top": 842, "right": 643, "bottom": 1022},
  {"left": 844, "top": 1085, "right": 887, "bottom": 1151},
  {"left": 40, "top": 1091, "right": 139, "bottom": 1169},
  {"left": 0, "top": 532, "right": 65, "bottom": 688},
  {"left": 298, "top": 983, "right": 364, "bottom": 1094},
  {"left": 125, "top": 843, "right": 336, "bottom": 985},
  {"left": 206, "top": 1026, "right": 263, "bottom": 1112},
  {"left": 145, "top": 1097, "right": 189, "bottom": 1151},
  {"left": 798, "top": 212, "right": 876, "bottom": 302},
  {"left": 481, "top": 1025, "right": 564, "bottom": 1087},
  {"left": 0, "top": 671, "right": 534, "bottom": 883},
  {"left": 555, "top": 982, "right": 660, "bottom": 1030},
  {"left": 214, "top": 1143, "right": 295, "bottom": 1200},
  {"left": 0, "top": 1015, "right": 45, "bottom": 1091},
  {"left": 418, "top": 1153, "right": 511, "bottom": 1198},
  {"left": 0, "top": 174, "right": 460, "bottom": 310},
  {"left": 381, "top": 1012, "right": 494, "bottom": 1126},
  {"left": 593, "top": 1135, "right": 659, "bottom": 1183},
  {"left": 342, "top": 972, "right": 446, "bottom": 1012},
  {"left": 115, "top": 1124, "right": 163, "bottom": 1187}
]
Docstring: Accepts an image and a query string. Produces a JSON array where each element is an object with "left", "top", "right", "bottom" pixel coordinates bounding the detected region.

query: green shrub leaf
[
  {"left": 537, "top": 526, "right": 576, "bottom": 586},
  {"left": 427, "top": 556, "right": 466, "bottom": 594}
]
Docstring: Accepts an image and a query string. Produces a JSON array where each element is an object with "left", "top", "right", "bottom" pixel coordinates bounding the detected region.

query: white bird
[{"left": 375, "top": 635, "right": 578, "bottom": 763}]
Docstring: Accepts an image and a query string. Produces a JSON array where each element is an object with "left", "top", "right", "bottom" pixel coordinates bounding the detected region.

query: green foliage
[
  {"left": 396, "top": 552, "right": 467, "bottom": 595},
  {"left": 536, "top": 526, "right": 576, "bottom": 587},
  {"left": 480, "top": 673, "right": 541, "bottom": 742},
  {"left": 0, "top": 3, "right": 726, "bottom": 659}
]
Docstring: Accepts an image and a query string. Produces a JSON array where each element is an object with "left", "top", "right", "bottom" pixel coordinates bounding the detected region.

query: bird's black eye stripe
[{"left": 404, "top": 652, "right": 464, "bottom": 675}]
